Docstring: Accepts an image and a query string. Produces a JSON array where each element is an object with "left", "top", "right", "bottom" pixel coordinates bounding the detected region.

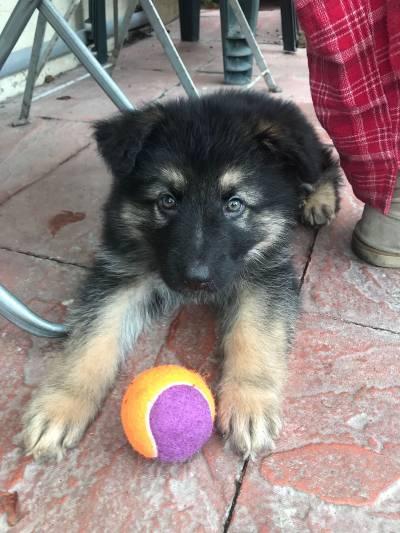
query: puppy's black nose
[{"left": 184, "top": 263, "right": 211, "bottom": 290}]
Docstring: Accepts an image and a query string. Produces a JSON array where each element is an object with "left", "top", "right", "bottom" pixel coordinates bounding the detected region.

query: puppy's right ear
[{"left": 93, "top": 106, "right": 161, "bottom": 179}]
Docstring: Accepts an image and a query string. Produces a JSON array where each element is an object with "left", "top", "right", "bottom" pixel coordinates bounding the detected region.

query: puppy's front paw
[
  {"left": 217, "top": 383, "right": 282, "bottom": 459},
  {"left": 22, "top": 390, "right": 97, "bottom": 462},
  {"left": 301, "top": 181, "right": 338, "bottom": 227},
  {"left": 302, "top": 201, "right": 335, "bottom": 227}
]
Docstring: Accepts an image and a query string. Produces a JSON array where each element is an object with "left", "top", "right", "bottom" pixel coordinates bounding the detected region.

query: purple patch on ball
[{"left": 149, "top": 384, "right": 213, "bottom": 462}]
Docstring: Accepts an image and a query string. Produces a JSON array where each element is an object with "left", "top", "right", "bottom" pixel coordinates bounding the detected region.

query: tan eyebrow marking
[
  {"left": 160, "top": 167, "right": 186, "bottom": 189},
  {"left": 219, "top": 168, "right": 262, "bottom": 205},
  {"left": 237, "top": 189, "right": 263, "bottom": 205},
  {"left": 219, "top": 169, "right": 244, "bottom": 189},
  {"left": 141, "top": 167, "right": 186, "bottom": 200},
  {"left": 220, "top": 170, "right": 262, "bottom": 207}
]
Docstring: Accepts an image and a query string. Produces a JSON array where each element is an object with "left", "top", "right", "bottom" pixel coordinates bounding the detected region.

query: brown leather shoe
[{"left": 352, "top": 177, "right": 400, "bottom": 268}]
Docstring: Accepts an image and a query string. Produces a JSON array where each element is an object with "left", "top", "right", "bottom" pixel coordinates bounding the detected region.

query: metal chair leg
[
  {"left": 140, "top": 0, "right": 199, "bottom": 98},
  {"left": 13, "top": 13, "right": 47, "bottom": 126},
  {"left": 227, "top": 0, "right": 280, "bottom": 92},
  {"left": 112, "top": 0, "right": 137, "bottom": 60},
  {"left": 0, "top": 0, "right": 133, "bottom": 111},
  {"left": 13, "top": 0, "right": 85, "bottom": 126},
  {"left": 0, "top": 0, "right": 41, "bottom": 70},
  {"left": 38, "top": 0, "right": 134, "bottom": 111},
  {"left": 36, "top": 0, "right": 81, "bottom": 76},
  {"left": 113, "top": 0, "right": 198, "bottom": 97},
  {"left": 0, "top": 284, "right": 68, "bottom": 338}
]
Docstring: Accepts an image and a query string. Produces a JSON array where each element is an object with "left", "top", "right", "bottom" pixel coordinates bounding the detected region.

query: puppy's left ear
[
  {"left": 93, "top": 106, "right": 162, "bottom": 179},
  {"left": 256, "top": 122, "right": 321, "bottom": 190}
]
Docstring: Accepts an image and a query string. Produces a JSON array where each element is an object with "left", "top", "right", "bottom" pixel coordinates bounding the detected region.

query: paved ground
[{"left": 1, "top": 9, "right": 399, "bottom": 533}]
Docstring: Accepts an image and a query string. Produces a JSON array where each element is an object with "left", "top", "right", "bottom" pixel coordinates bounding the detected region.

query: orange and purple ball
[{"left": 121, "top": 365, "right": 215, "bottom": 462}]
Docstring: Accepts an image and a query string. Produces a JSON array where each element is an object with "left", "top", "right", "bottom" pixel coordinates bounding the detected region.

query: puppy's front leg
[
  {"left": 218, "top": 288, "right": 292, "bottom": 459},
  {"left": 23, "top": 276, "right": 157, "bottom": 461}
]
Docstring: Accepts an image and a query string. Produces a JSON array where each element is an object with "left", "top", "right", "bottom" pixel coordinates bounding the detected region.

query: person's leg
[{"left": 296, "top": 0, "right": 400, "bottom": 267}]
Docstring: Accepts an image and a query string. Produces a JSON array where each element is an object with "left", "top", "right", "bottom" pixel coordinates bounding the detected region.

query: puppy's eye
[
  {"left": 158, "top": 193, "right": 177, "bottom": 212},
  {"left": 224, "top": 196, "right": 245, "bottom": 217}
]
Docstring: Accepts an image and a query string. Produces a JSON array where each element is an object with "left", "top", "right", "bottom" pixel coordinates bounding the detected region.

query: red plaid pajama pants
[{"left": 295, "top": 0, "right": 400, "bottom": 213}]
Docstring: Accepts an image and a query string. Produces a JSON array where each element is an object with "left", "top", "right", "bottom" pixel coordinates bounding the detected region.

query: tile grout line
[
  {"left": 154, "top": 82, "right": 181, "bottom": 102},
  {"left": 222, "top": 228, "right": 320, "bottom": 531},
  {"left": 223, "top": 458, "right": 249, "bottom": 533},
  {"left": 312, "top": 312, "right": 400, "bottom": 337},
  {"left": 298, "top": 229, "right": 400, "bottom": 335},
  {"left": 0, "top": 245, "right": 89, "bottom": 270},
  {"left": 0, "top": 141, "right": 92, "bottom": 207},
  {"left": 298, "top": 229, "right": 399, "bottom": 330},
  {"left": 299, "top": 228, "right": 319, "bottom": 290}
]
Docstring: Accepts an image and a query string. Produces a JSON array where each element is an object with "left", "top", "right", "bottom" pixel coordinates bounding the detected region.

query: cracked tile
[
  {"left": 229, "top": 314, "right": 400, "bottom": 530},
  {"left": 302, "top": 184, "right": 400, "bottom": 333}
]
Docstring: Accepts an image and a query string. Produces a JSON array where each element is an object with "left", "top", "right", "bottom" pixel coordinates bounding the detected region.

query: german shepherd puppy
[{"left": 22, "top": 91, "right": 340, "bottom": 461}]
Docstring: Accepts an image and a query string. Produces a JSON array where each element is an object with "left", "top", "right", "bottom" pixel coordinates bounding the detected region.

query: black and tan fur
[{"left": 22, "top": 91, "right": 341, "bottom": 461}]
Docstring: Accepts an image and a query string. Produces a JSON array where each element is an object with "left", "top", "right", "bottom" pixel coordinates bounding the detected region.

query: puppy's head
[{"left": 94, "top": 91, "right": 321, "bottom": 293}]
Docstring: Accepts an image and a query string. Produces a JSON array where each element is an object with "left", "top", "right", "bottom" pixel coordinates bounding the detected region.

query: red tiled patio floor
[{"left": 0, "top": 8, "right": 399, "bottom": 532}]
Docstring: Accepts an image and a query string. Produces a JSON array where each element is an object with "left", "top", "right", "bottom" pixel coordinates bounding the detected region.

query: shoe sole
[{"left": 352, "top": 232, "right": 400, "bottom": 268}]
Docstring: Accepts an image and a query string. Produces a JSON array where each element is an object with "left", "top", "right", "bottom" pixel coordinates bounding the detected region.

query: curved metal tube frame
[{"left": 0, "top": 284, "right": 68, "bottom": 338}]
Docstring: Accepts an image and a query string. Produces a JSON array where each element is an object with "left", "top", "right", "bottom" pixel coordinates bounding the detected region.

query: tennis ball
[{"left": 121, "top": 365, "right": 215, "bottom": 462}]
